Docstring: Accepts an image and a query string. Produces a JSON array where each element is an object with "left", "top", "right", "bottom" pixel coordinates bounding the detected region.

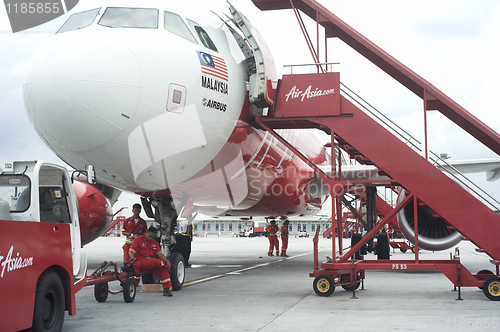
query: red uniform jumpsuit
[
  {"left": 280, "top": 223, "right": 289, "bottom": 257},
  {"left": 122, "top": 216, "right": 147, "bottom": 261},
  {"left": 266, "top": 223, "right": 280, "bottom": 256},
  {"left": 130, "top": 235, "right": 172, "bottom": 289}
]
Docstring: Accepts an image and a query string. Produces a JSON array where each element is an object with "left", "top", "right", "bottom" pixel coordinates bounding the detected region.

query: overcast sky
[{"left": 1, "top": 0, "right": 500, "bottom": 218}]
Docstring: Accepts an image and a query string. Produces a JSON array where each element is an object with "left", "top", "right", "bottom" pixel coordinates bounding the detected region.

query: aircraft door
[{"left": 228, "top": 2, "right": 277, "bottom": 108}]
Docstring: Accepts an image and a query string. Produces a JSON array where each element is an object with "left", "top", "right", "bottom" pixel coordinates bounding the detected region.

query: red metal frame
[
  {"left": 253, "top": 0, "right": 500, "bottom": 155},
  {"left": 0, "top": 221, "right": 75, "bottom": 331},
  {"left": 251, "top": 0, "right": 500, "bottom": 299}
]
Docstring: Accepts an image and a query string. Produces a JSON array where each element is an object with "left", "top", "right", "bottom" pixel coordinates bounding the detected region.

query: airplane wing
[
  {"left": 316, "top": 159, "right": 500, "bottom": 183},
  {"left": 308, "top": 159, "right": 500, "bottom": 197},
  {"left": 436, "top": 159, "right": 500, "bottom": 182}
]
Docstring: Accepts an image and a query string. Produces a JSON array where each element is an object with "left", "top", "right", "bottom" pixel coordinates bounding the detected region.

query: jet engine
[
  {"left": 397, "top": 192, "right": 463, "bottom": 251},
  {"left": 72, "top": 180, "right": 113, "bottom": 245}
]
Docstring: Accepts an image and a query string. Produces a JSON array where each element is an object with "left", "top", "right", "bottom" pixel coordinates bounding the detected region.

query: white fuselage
[{"left": 24, "top": 2, "right": 248, "bottom": 193}]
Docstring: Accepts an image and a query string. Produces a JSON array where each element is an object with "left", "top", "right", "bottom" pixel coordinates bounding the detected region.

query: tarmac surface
[{"left": 63, "top": 235, "right": 500, "bottom": 331}]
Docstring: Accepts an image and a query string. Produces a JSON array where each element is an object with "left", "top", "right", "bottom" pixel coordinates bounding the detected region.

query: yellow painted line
[{"left": 183, "top": 249, "right": 327, "bottom": 287}]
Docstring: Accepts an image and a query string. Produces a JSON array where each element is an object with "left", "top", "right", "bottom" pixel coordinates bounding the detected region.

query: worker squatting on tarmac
[
  {"left": 266, "top": 220, "right": 280, "bottom": 256},
  {"left": 280, "top": 220, "right": 290, "bottom": 257},
  {"left": 129, "top": 226, "right": 173, "bottom": 297},
  {"left": 122, "top": 203, "right": 147, "bottom": 284}
]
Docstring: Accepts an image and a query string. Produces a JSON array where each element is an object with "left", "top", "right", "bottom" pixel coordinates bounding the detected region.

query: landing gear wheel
[
  {"left": 32, "top": 270, "right": 65, "bottom": 332},
  {"left": 313, "top": 275, "right": 335, "bottom": 297},
  {"left": 169, "top": 252, "right": 185, "bottom": 291},
  {"left": 400, "top": 248, "right": 407, "bottom": 253},
  {"left": 483, "top": 276, "right": 500, "bottom": 301},
  {"left": 123, "top": 278, "right": 136, "bottom": 303},
  {"left": 351, "top": 233, "right": 363, "bottom": 260},
  {"left": 94, "top": 282, "right": 109, "bottom": 302},
  {"left": 477, "top": 270, "right": 494, "bottom": 290},
  {"left": 411, "top": 246, "right": 416, "bottom": 253},
  {"left": 376, "top": 233, "right": 390, "bottom": 259},
  {"left": 142, "top": 273, "right": 161, "bottom": 284}
]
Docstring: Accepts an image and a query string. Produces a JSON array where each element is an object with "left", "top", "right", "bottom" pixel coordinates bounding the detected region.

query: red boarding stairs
[{"left": 251, "top": 0, "right": 500, "bottom": 300}]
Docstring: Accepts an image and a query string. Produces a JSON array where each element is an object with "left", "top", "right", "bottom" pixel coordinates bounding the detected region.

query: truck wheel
[
  {"left": 169, "top": 252, "right": 185, "bottom": 291},
  {"left": 32, "top": 270, "right": 65, "bottom": 332},
  {"left": 483, "top": 276, "right": 500, "bottom": 301},
  {"left": 123, "top": 278, "right": 136, "bottom": 303},
  {"left": 313, "top": 275, "right": 335, "bottom": 297},
  {"left": 94, "top": 282, "right": 109, "bottom": 302}
]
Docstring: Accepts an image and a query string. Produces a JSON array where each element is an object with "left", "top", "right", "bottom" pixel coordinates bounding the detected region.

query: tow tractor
[
  {"left": 0, "top": 160, "right": 185, "bottom": 332},
  {"left": 0, "top": 160, "right": 94, "bottom": 332}
]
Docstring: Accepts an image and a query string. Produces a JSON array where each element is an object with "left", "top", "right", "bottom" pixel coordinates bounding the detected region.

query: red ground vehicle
[{"left": 0, "top": 161, "right": 93, "bottom": 332}]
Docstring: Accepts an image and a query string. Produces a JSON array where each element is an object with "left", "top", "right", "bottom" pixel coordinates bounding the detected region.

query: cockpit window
[
  {"left": 98, "top": 7, "right": 158, "bottom": 29},
  {"left": 56, "top": 8, "right": 101, "bottom": 34},
  {"left": 164, "top": 11, "right": 197, "bottom": 43},
  {"left": 187, "top": 19, "right": 218, "bottom": 52}
]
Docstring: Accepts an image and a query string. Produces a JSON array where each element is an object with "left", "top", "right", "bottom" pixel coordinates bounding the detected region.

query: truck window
[
  {"left": 98, "top": 7, "right": 159, "bottom": 29},
  {"left": 39, "top": 169, "right": 72, "bottom": 224},
  {"left": 0, "top": 175, "right": 30, "bottom": 212},
  {"left": 56, "top": 7, "right": 101, "bottom": 34}
]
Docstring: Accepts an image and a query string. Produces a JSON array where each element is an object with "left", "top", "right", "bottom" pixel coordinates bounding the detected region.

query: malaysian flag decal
[{"left": 197, "top": 51, "right": 228, "bottom": 82}]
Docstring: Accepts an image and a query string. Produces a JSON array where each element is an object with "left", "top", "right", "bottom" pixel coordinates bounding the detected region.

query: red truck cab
[{"left": 0, "top": 161, "right": 90, "bottom": 332}]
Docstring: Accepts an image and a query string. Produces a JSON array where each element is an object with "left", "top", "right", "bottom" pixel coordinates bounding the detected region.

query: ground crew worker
[
  {"left": 265, "top": 220, "right": 280, "bottom": 256},
  {"left": 129, "top": 226, "right": 173, "bottom": 297},
  {"left": 280, "top": 220, "right": 290, "bottom": 257},
  {"left": 122, "top": 204, "right": 147, "bottom": 284}
]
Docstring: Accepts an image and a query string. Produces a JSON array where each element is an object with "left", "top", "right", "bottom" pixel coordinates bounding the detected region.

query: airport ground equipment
[
  {"left": 86, "top": 261, "right": 138, "bottom": 303},
  {"left": 86, "top": 252, "right": 185, "bottom": 303},
  {"left": 0, "top": 161, "right": 94, "bottom": 332},
  {"left": 251, "top": 0, "right": 500, "bottom": 300}
]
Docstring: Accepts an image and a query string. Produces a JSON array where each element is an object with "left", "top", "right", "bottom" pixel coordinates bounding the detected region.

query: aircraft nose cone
[{"left": 24, "top": 31, "right": 141, "bottom": 151}]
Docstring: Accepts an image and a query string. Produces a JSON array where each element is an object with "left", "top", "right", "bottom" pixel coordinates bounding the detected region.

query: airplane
[
  {"left": 22, "top": 0, "right": 331, "bottom": 250},
  {"left": 22, "top": 0, "right": 500, "bottom": 255}
]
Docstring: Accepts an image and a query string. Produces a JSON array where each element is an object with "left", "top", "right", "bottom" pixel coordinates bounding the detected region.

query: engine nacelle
[
  {"left": 397, "top": 192, "right": 463, "bottom": 251},
  {"left": 72, "top": 180, "right": 113, "bottom": 245}
]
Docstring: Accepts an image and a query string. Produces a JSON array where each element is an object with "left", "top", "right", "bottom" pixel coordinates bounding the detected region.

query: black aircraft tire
[
  {"left": 141, "top": 273, "right": 160, "bottom": 284},
  {"left": 169, "top": 252, "right": 185, "bottom": 291},
  {"left": 32, "top": 270, "right": 65, "bottom": 332},
  {"left": 483, "top": 276, "right": 500, "bottom": 301},
  {"left": 94, "top": 282, "right": 109, "bottom": 303},
  {"left": 377, "top": 233, "right": 390, "bottom": 260},
  {"left": 313, "top": 275, "right": 335, "bottom": 297},
  {"left": 351, "top": 233, "right": 363, "bottom": 259},
  {"left": 123, "top": 278, "right": 136, "bottom": 303}
]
